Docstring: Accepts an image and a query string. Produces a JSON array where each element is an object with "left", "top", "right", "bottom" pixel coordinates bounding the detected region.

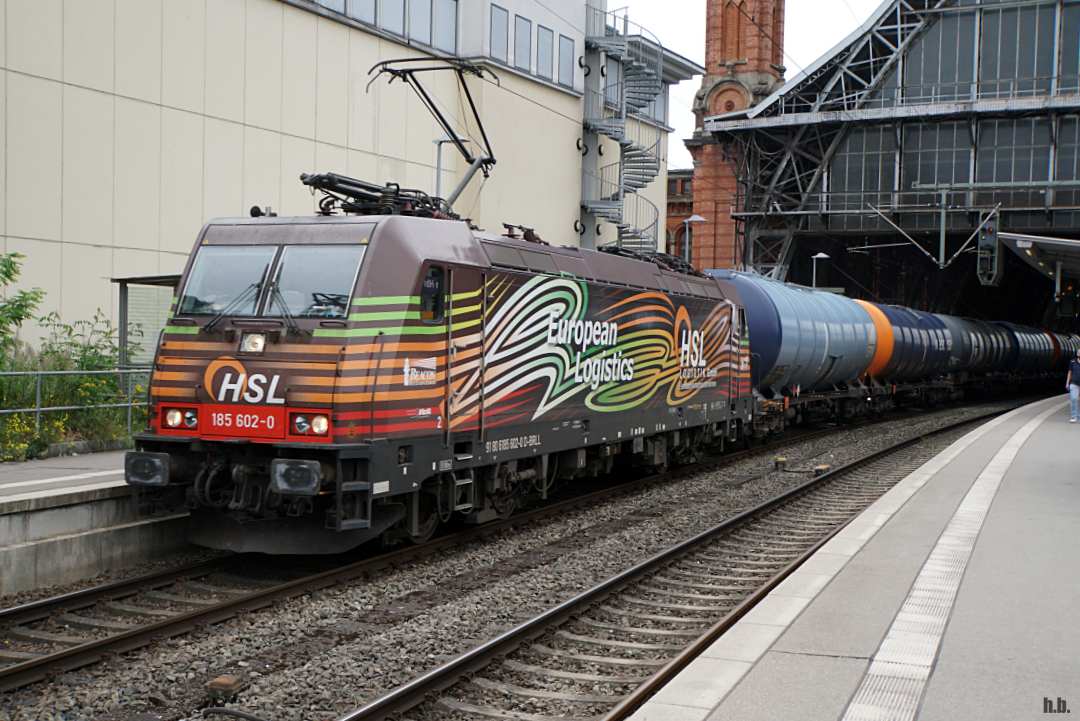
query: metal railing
[
  {"left": 735, "top": 182, "right": 1080, "bottom": 218},
  {"left": 583, "top": 162, "right": 622, "bottom": 206},
  {"left": 781, "top": 74, "right": 1080, "bottom": 116},
  {"left": 584, "top": 85, "right": 622, "bottom": 136},
  {"left": 0, "top": 367, "right": 152, "bottom": 435},
  {"left": 621, "top": 192, "right": 660, "bottom": 250}
]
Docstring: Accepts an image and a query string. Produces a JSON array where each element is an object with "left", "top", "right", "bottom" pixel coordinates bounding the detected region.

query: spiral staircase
[{"left": 582, "top": 8, "right": 665, "bottom": 253}]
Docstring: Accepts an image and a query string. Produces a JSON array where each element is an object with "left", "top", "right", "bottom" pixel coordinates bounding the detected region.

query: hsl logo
[
  {"left": 680, "top": 329, "right": 707, "bottom": 368},
  {"left": 203, "top": 357, "right": 285, "bottom": 404}
]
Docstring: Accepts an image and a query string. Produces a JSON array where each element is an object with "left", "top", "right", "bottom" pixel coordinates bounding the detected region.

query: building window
[
  {"left": 346, "top": 0, "right": 375, "bottom": 23},
  {"left": 537, "top": 26, "right": 554, "bottom": 80},
  {"left": 434, "top": 0, "right": 457, "bottom": 53},
  {"left": 379, "top": 0, "right": 404, "bottom": 35},
  {"left": 605, "top": 56, "right": 621, "bottom": 105},
  {"left": 558, "top": 34, "right": 574, "bottom": 88},
  {"left": 668, "top": 178, "right": 678, "bottom": 196},
  {"left": 408, "top": 0, "right": 431, "bottom": 43},
  {"left": 639, "top": 84, "right": 670, "bottom": 125},
  {"left": 312, "top": 0, "right": 454, "bottom": 51},
  {"left": 514, "top": 15, "right": 532, "bottom": 71},
  {"left": 490, "top": 5, "right": 509, "bottom": 63}
]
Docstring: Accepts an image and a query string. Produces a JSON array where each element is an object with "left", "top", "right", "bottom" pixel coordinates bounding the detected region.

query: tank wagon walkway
[{"left": 629, "top": 395, "right": 1079, "bottom": 721}]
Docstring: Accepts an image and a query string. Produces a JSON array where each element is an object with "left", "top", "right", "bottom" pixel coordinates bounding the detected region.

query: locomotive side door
[
  {"left": 443, "top": 266, "right": 455, "bottom": 450},
  {"left": 443, "top": 265, "right": 485, "bottom": 452}
]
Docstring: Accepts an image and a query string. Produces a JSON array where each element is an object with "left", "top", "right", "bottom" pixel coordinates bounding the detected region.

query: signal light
[
  {"left": 163, "top": 407, "right": 198, "bottom": 429},
  {"left": 291, "top": 413, "right": 329, "bottom": 436}
]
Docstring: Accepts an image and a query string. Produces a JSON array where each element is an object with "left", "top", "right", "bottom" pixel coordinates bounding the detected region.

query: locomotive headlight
[
  {"left": 183, "top": 409, "right": 198, "bottom": 428},
  {"left": 164, "top": 408, "right": 183, "bottom": 428},
  {"left": 293, "top": 415, "right": 311, "bottom": 434},
  {"left": 311, "top": 414, "right": 329, "bottom": 435},
  {"left": 240, "top": 332, "right": 266, "bottom": 354}
]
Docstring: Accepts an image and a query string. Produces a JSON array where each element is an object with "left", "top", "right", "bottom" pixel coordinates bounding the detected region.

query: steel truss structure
[{"left": 706, "top": 0, "right": 1080, "bottom": 284}]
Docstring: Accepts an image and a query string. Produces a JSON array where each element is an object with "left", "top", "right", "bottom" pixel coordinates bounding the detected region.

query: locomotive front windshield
[
  {"left": 177, "top": 243, "right": 366, "bottom": 319},
  {"left": 177, "top": 245, "right": 278, "bottom": 315},
  {"left": 265, "top": 245, "right": 365, "bottom": 318}
]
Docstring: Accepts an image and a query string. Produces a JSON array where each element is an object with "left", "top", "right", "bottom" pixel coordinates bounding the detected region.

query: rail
[
  {"left": 0, "top": 425, "right": 848, "bottom": 693},
  {"left": 333, "top": 408, "right": 1008, "bottom": 721},
  {"left": 0, "top": 367, "right": 151, "bottom": 435}
]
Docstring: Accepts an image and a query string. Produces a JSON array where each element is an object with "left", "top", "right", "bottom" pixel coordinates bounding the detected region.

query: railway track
[
  {"left": 0, "top": 424, "right": 853, "bottom": 693},
  {"left": 328, "top": 410, "right": 1001, "bottom": 721}
]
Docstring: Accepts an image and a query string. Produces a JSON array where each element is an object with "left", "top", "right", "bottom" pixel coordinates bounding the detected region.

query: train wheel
[{"left": 490, "top": 489, "right": 517, "bottom": 520}]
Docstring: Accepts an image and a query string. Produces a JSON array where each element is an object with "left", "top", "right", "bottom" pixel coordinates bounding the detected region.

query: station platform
[
  {"left": 0, "top": 450, "right": 127, "bottom": 511},
  {"left": 0, "top": 451, "right": 189, "bottom": 596},
  {"left": 630, "top": 394, "right": 1077, "bottom": 721}
]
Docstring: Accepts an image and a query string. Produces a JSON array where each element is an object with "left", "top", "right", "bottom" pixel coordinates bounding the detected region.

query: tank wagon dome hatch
[{"left": 706, "top": 271, "right": 876, "bottom": 396}]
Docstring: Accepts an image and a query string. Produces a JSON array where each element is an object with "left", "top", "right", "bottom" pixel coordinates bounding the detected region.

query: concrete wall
[
  {"left": 459, "top": 69, "right": 584, "bottom": 242},
  {"left": 0, "top": 486, "right": 190, "bottom": 595},
  {"left": 1, "top": 0, "right": 684, "bottom": 344},
  {"left": 0, "top": 0, "right": 588, "bottom": 344}
]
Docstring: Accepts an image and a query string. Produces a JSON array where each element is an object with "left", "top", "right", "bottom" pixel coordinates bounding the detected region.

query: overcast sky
[{"left": 618, "top": 0, "right": 885, "bottom": 168}]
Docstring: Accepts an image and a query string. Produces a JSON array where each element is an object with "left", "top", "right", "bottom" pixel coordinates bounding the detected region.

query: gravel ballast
[{"left": 0, "top": 402, "right": 1020, "bottom": 721}]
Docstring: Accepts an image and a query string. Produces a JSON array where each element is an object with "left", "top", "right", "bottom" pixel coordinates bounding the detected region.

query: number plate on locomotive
[{"left": 203, "top": 405, "right": 285, "bottom": 439}]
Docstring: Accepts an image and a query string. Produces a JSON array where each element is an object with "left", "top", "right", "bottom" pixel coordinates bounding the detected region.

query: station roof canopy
[
  {"left": 110, "top": 274, "right": 181, "bottom": 287},
  {"left": 1001, "top": 233, "right": 1080, "bottom": 292}
]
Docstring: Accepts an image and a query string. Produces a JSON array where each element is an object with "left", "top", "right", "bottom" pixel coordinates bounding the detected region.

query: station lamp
[
  {"left": 682, "top": 214, "right": 707, "bottom": 265},
  {"left": 812, "top": 252, "right": 830, "bottom": 288}
]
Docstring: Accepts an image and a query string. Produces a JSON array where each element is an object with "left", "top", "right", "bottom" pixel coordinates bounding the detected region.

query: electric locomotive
[{"left": 126, "top": 178, "right": 755, "bottom": 553}]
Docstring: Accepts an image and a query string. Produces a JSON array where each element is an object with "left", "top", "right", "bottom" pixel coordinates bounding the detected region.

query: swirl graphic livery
[{"left": 451, "top": 275, "right": 736, "bottom": 423}]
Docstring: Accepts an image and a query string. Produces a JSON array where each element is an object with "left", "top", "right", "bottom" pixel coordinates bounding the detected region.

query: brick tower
[{"left": 687, "top": 0, "right": 786, "bottom": 270}]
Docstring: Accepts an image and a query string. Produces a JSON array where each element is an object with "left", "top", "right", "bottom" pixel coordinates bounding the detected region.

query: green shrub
[
  {"left": 0, "top": 311, "right": 147, "bottom": 461},
  {"left": 0, "top": 252, "right": 44, "bottom": 366}
]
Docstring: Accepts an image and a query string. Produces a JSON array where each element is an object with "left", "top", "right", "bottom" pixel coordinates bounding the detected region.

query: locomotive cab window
[
  {"left": 421, "top": 266, "right": 445, "bottom": 322},
  {"left": 265, "top": 244, "right": 366, "bottom": 319},
  {"left": 177, "top": 245, "right": 278, "bottom": 316}
]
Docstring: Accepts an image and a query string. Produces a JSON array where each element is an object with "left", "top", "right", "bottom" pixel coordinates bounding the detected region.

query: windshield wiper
[
  {"left": 269, "top": 282, "right": 306, "bottom": 337},
  {"left": 204, "top": 282, "right": 261, "bottom": 333}
]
